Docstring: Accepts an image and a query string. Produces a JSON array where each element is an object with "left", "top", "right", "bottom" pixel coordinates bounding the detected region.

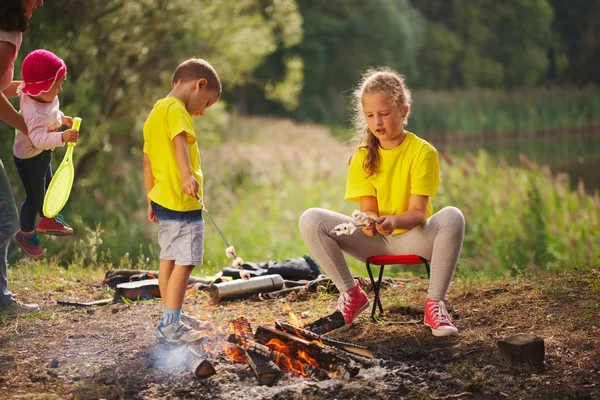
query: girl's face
[
  {"left": 36, "top": 74, "right": 66, "bottom": 103},
  {"left": 362, "top": 92, "right": 408, "bottom": 149},
  {"left": 22, "top": 0, "right": 43, "bottom": 19}
]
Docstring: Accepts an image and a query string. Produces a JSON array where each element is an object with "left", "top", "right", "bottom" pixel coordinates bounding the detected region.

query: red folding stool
[{"left": 365, "top": 255, "right": 430, "bottom": 322}]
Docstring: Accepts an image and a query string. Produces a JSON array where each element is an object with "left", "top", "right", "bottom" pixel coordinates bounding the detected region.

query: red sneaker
[
  {"left": 13, "top": 230, "right": 44, "bottom": 259},
  {"left": 37, "top": 215, "right": 73, "bottom": 236},
  {"left": 424, "top": 298, "right": 458, "bottom": 337},
  {"left": 336, "top": 282, "right": 369, "bottom": 330}
]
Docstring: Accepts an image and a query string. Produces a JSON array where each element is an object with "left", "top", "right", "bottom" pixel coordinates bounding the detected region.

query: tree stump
[{"left": 497, "top": 333, "right": 544, "bottom": 370}]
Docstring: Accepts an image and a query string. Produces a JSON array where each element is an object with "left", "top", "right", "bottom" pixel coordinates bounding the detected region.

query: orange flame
[
  {"left": 223, "top": 343, "right": 248, "bottom": 363},
  {"left": 296, "top": 349, "right": 319, "bottom": 368},
  {"left": 266, "top": 338, "right": 289, "bottom": 355},
  {"left": 282, "top": 303, "right": 304, "bottom": 328},
  {"left": 265, "top": 338, "right": 319, "bottom": 377}
]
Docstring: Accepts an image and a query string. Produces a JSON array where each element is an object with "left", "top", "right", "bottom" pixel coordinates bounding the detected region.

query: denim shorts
[{"left": 151, "top": 201, "right": 204, "bottom": 266}]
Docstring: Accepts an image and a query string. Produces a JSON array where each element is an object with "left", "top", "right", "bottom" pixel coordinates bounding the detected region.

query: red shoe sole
[
  {"left": 423, "top": 321, "right": 459, "bottom": 337},
  {"left": 37, "top": 229, "right": 73, "bottom": 236}
]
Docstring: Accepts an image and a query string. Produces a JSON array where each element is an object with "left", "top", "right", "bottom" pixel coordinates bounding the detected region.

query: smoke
[{"left": 151, "top": 344, "right": 189, "bottom": 372}]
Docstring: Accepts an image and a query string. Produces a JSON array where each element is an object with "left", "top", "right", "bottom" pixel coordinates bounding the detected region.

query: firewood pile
[{"left": 173, "top": 315, "right": 375, "bottom": 385}]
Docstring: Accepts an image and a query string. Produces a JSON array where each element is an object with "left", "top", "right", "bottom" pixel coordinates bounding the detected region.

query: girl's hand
[
  {"left": 375, "top": 215, "right": 395, "bottom": 236},
  {"left": 147, "top": 203, "right": 157, "bottom": 223},
  {"left": 61, "top": 128, "right": 79, "bottom": 143},
  {"left": 361, "top": 221, "right": 376, "bottom": 237},
  {"left": 181, "top": 175, "right": 199, "bottom": 197},
  {"left": 360, "top": 211, "right": 378, "bottom": 237},
  {"left": 62, "top": 116, "right": 73, "bottom": 128}
]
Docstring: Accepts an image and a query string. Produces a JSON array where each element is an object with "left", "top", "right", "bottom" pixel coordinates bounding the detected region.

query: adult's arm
[
  {"left": 0, "top": 92, "right": 26, "bottom": 132},
  {"left": 3, "top": 81, "right": 20, "bottom": 98},
  {"left": 0, "top": 41, "right": 27, "bottom": 133}
]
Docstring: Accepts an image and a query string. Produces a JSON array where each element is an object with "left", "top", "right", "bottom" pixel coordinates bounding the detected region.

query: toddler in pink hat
[{"left": 12, "top": 49, "right": 80, "bottom": 259}]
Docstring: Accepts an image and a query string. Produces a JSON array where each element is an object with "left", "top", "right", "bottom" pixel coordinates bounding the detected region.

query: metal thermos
[{"left": 209, "top": 274, "right": 284, "bottom": 303}]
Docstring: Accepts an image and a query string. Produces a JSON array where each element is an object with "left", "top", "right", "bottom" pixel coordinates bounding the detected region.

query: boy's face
[
  {"left": 187, "top": 79, "right": 219, "bottom": 117},
  {"left": 36, "top": 74, "right": 66, "bottom": 103}
]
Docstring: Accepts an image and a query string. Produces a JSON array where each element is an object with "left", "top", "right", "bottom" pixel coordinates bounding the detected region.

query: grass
[
  {"left": 7, "top": 117, "right": 600, "bottom": 279},
  {"left": 409, "top": 86, "right": 600, "bottom": 137}
]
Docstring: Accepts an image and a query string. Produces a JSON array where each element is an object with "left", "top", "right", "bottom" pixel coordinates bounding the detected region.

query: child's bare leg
[
  {"left": 158, "top": 259, "right": 175, "bottom": 302},
  {"left": 163, "top": 265, "right": 194, "bottom": 310}
]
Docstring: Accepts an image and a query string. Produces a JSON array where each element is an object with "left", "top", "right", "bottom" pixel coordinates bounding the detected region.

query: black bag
[{"left": 222, "top": 255, "right": 321, "bottom": 281}]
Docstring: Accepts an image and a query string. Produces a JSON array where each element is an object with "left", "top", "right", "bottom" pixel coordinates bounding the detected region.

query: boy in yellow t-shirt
[{"left": 143, "top": 58, "right": 221, "bottom": 343}]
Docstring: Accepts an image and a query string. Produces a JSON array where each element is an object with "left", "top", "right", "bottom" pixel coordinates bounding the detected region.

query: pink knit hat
[{"left": 19, "top": 49, "right": 67, "bottom": 96}]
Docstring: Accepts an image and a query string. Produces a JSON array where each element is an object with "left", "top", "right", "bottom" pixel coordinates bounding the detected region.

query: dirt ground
[{"left": 1, "top": 267, "right": 599, "bottom": 400}]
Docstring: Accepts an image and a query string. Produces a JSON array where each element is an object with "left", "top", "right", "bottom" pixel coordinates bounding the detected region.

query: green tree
[
  {"left": 548, "top": 0, "right": 600, "bottom": 84},
  {"left": 411, "top": 0, "right": 553, "bottom": 88},
  {"left": 236, "top": 0, "right": 425, "bottom": 124},
  {"left": 3, "top": 0, "right": 304, "bottom": 263}
]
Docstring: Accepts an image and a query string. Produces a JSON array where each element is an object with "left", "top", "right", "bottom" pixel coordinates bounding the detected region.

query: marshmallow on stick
[
  {"left": 225, "top": 246, "right": 245, "bottom": 268},
  {"left": 331, "top": 209, "right": 377, "bottom": 236}
]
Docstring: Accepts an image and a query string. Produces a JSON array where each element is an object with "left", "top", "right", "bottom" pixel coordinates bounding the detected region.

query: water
[{"left": 440, "top": 134, "right": 600, "bottom": 193}]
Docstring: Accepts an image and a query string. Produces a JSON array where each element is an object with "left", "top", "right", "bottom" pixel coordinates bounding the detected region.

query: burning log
[
  {"left": 254, "top": 326, "right": 360, "bottom": 379},
  {"left": 304, "top": 310, "right": 346, "bottom": 334},
  {"left": 275, "top": 321, "right": 375, "bottom": 362},
  {"left": 229, "top": 317, "right": 281, "bottom": 386},
  {"left": 246, "top": 350, "right": 280, "bottom": 386},
  {"left": 229, "top": 334, "right": 330, "bottom": 380},
  {"left": 182, "top": 345, "right": 216, "bottom": 378}
]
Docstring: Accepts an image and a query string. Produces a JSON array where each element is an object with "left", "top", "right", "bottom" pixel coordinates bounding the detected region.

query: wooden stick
[
  {"left": 275, "top": 321, "right": 374, "bottom": 360},
  {"left": 57, "top": 298, "right": 113, "bottom": 307}
]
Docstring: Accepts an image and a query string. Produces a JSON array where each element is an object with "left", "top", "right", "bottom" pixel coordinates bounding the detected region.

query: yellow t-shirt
[
  {"left": 345, "top": 132, "right": 440, "bottom": 234},
  {"left": 143, "top": 97, "right": 203, "bottom": 212}
]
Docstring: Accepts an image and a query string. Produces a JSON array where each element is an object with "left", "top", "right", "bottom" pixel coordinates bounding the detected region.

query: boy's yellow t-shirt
[
  {"left": 143, "top": 97, "right": 203, "bottom": 212},
  {"left": 345, "top": 132, "right": 440, "bottom": 234}
]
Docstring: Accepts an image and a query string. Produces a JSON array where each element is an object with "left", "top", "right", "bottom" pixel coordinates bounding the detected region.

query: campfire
[{"left": 172, "top": 313, "right": 375, "bottom": 385}]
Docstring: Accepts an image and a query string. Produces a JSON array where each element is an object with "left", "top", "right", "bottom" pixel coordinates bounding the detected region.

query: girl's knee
[
  {"left": 299, "top": 208, "right": 323, "bottom": 232},
  {"left": 438, "top": 206, "right": 465, "bottom": 230}
]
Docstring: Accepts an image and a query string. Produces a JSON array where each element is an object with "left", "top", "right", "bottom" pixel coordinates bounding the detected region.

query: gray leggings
[{"left": 299, "top": 206, "right": 465, "bottom": 300}]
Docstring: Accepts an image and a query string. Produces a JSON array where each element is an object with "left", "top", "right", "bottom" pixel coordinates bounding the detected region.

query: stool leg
[
  {"left": 376, "top": 265, "right": 385, "bottom": 315},
  {"left": 421, "top": 258, "right": 431, "bottom": 277},
  {"left": 366, "top": 260, "right": 378, "bottom": 322}
]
